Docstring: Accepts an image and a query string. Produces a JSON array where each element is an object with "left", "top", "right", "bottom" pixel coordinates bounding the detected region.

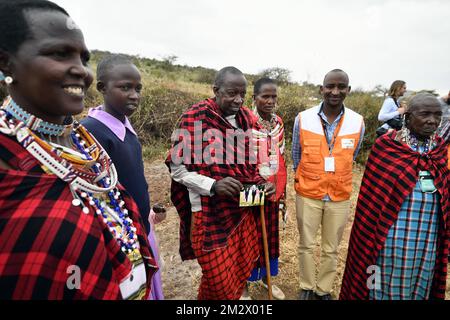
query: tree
[
  {"left": 162, "top": 55, "right": 178, "bottom": 65},
  {"left": 160, "top": 55, "right": 178, "bottom": 71},
  {"left": 373, "top": 85, "right": 388, "bottom": 97},
  {"left": 258, "top": 67, "right": 292, "bottom": 85}
]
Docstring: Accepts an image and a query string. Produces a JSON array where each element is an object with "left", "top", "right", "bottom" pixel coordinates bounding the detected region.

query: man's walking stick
[{"left": 260, "top": 203, "right": 273, "bottom": 300}]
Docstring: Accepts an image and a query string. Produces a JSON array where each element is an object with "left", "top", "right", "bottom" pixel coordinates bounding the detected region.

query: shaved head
[
  {"left": 323, "top": 69, "right": 349, "bottom": 85},
  {"left": 214, "top": 66, "right": 245, "bottom": 89},
  {"left": 97, "top": 54, "right": 134, "bottom": 82},
  {"left": 407, "top": 93, "right": 441, "bottom": 113}
]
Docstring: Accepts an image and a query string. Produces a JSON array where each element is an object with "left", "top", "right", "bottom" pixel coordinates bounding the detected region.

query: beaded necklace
[
  {"left": 253, "top": 110, "right": 284, "bottom": 152},
  {"left": 401, "top": 127, "right": 436, "bottom": 153},
  {"left": 3, "top": 96, "right": 74, "bottom": 136},
  {"left": 0, "top": 97, "right": 139, "bottom": 255},
  {"left": 252, "top": 110, "right": 285, "bottom": 179},
  {"left": 255, "top": 110, "right": 277, "bottom": 132}
]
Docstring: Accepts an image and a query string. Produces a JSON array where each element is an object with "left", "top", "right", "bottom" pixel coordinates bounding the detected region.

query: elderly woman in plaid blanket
[{"left": 340, "top": 93, "right": 450, "bottom": 300}]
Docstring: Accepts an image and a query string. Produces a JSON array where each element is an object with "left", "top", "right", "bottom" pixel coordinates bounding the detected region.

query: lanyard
[{"left": 319, "top": 114, "right": 344, "bottom": 156}]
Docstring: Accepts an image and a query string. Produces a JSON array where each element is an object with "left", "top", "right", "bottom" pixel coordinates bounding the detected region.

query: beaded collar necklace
[
  {"left": 401, "top": 127, "right": 436, "bottom": 153},
  {"left": 254, "top": 108, "right": 277, "bottom": 132},
  {"left": 0, "top": 97, "right": 139, "bottom": 255},
  {"left": 3, "top": 96, "right": 73, "bottom": 137},
  {"left": 253, "top": 109, "right": 283, "bottom": 145}
]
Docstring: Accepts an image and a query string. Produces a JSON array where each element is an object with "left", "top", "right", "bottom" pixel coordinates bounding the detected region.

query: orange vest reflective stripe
[{"left": 294, "top": 105, "right": 363, "bottom": 201}]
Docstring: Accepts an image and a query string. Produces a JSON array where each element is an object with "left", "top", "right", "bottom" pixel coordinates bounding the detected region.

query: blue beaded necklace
[
  {"left": 406, "top": 131, "right": 435, "bottom": 154},
  {"left": 71, "top": 131, "right": 138, "bottom": 254},
  {"left": 3, "top": 96, "right": 73, "bottom": 136}
]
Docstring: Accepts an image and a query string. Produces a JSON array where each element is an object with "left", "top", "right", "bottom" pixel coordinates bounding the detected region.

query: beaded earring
[
  {"left": 401, "top": 114, "right": 407, "bottom": 129},
  {"left": 401, "top": 114, "right": 410, "bottom": 142}
]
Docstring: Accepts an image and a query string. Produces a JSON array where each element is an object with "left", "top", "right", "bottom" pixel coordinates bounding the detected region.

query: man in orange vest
[{"left": 292, "top": 69, "right": 365, "bottom": 300}]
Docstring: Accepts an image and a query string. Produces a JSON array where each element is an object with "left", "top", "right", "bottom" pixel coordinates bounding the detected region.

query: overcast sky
[{"left": 53, "top": 0, "right": 449, "bottom": 94}]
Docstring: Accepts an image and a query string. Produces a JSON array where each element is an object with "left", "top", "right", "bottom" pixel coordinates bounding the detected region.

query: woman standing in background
[
  {"left": 377, "top": 80, "right": 407, "bottom": 136},
  {"left": 241, "top": 77, "right": 287, "bottom": 300}
]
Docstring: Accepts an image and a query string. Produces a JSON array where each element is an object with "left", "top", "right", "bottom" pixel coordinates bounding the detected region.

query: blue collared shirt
[{"left": 291, "top": 103, "right": 365, "bottom": 172}]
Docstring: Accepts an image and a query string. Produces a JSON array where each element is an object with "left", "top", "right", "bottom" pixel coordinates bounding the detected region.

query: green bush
[
  {"left": 276, "top": 84, "right": 319, "bottom": 142},
  {"left": 345, "top": 90, "right": 384, "bottom": 163},
  {"left": 129, "top": 85, "right": 208, "bottom": 144},
  {"left": 193, "top": 68, "right": 216, "bottom": 84}
]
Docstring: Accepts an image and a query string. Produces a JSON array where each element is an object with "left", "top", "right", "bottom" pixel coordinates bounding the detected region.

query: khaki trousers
[{"left": 295, "top": 194, "right": 350, "bottom": 295}]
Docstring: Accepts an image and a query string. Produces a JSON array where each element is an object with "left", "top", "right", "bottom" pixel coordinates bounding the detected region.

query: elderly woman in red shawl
[{"left": 340, "top": 93, "right": 450, "bottom": 300}]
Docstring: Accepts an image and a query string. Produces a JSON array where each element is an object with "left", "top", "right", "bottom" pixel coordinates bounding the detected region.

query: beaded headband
[{"left": 2, "top": 96, "right": 73, "bottom": 137}]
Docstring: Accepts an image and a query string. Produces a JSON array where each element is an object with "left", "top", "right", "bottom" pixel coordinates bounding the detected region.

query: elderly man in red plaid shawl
[
  {"left": 166, "top": 66, "right": 275, "bottom": 300},
  {"left": 340, "top": 93, "right": 450, "bottom": 300}
]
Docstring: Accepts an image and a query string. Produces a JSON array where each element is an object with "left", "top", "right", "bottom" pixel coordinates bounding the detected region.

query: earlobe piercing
[
  {"left": 4, "top": 76, "right": 13, "bottom": 85},
  {"left": 0, "top": 71, "right": 13, "bottom": 85}
]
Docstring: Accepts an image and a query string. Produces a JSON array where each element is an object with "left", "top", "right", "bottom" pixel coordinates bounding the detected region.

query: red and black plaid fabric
[
  {"left": 340, "top": 132, "right": 450, "bottom": 300},
  {"left": 0, "top": 133, "right": 158, "bottom": 299},
  {"left": 252, "top": 115, "right": 286, "bottom": 266},
  {"left": 191, "top": 210, "right": 259, "bottom": 300},
  {"left": 166, "top": 98, "right": 264, "bottom": 260}
]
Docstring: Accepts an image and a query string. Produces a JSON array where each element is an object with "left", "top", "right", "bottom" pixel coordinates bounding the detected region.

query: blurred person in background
[{"left": 376, "top": 80, "right": 407, "bottom": 136}]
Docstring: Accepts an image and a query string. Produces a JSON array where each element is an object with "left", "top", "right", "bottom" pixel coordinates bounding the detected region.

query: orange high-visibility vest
[
  {"left": 447, "top": 145, "right": 450, "bottom": 170},
  {"left": 294, "top": 105, "right": 363, "bottom": 201}
]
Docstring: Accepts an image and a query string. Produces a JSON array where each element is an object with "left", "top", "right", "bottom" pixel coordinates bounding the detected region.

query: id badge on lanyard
[
  {"left": 324, "top": 131, "right": 337, "bottom": 173},
  {"left": 321, "top": 115, "right": 342, "bottom": 173},
  {"left": 325, "top": 157, "right": 335, "bottom": 172}
]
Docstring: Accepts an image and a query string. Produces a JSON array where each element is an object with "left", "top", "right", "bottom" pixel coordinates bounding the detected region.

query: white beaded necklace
[{"left": 0, "top": 100, "right": 140, "bottom": 255}]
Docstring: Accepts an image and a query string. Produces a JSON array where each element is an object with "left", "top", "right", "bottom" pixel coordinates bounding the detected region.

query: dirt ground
[{"left": 145, "top": 160, "right": 450, "bottom": 300}]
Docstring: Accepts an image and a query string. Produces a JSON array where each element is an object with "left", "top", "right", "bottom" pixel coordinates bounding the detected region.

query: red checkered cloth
[
  {"left": 191, "top": 210, "right": 259, "bottom": 300},
  {"left": 252, "top": 114, "right": 287, "bottom": 265},
  {"left": 0, "top": 133, "right": 158, "bottom": 299},
  {"left": 166, "top": 98, "right": 265, "bottom": 260},
  {"left": 340, "top": 132, "right": 450, "bottom": 300}
]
